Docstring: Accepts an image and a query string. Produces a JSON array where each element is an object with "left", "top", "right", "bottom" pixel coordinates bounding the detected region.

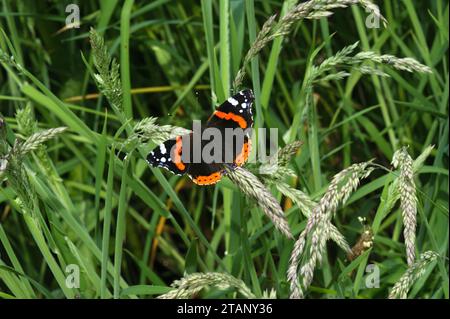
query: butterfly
[{"left": 147, "top": 89, "right": 254, "bottom": 185}]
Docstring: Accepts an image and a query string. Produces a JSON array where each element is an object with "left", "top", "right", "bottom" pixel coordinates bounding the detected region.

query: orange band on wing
[
  {"left": 174, "top": 136, "right": 186, "bottom": 171},
  {"left": 192, "top": 172, "right": 222, "bottom": 185},
  {"left": 214, "top": 111, "right": 248, "bottom": 128},
  {"left": 234, "top": 139, "right": 251, "bottom": 166}
]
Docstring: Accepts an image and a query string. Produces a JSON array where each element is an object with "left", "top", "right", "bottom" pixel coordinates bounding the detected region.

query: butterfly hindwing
[
  {"left": 187, "top": 162, "right": 224, "bottom": 185},
  {"left": 233, "top": 134, "right": 251, "bottom": 167}
]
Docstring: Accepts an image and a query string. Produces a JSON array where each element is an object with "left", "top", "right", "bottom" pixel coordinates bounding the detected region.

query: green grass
[{"left": 0, "top": 0, "right": 448, "bottom": 299}]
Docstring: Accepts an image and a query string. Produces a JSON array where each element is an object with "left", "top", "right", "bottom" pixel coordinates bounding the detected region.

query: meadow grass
[{"left": 0, "top": 0, "right": 448, "bottom": 299}]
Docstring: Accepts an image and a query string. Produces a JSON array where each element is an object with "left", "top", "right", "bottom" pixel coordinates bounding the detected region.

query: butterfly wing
[
  {"left": 187, "top": 162, "right": 225, "bottom": 185},
  {"left": 204, "top": 89, "right": 254, "bottom": 167},
  {"left": 147, "top": 135, "right": 189, "bottom": 176},
  {"left": 206, "top": 89, "right": 254, "bottom": 130}
]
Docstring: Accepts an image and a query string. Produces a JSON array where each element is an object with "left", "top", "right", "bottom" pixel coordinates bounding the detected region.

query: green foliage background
[{"left": 0, "top": 0, "right": 448, "bottom": 299}]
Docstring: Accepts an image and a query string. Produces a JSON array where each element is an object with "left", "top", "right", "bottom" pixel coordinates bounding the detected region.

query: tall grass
[{"left": 0, "top": 0, "right": 448, "bottom": 299}]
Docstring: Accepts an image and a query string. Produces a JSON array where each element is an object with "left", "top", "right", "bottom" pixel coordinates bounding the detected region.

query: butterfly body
[{"left": 147, "top": 89, "right": 254, "bottom": 185}]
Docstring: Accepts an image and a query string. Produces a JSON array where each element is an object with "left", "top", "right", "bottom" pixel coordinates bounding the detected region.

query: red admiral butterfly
[{"left": 147, "top": 89, "right": 254, "bottom": 185}]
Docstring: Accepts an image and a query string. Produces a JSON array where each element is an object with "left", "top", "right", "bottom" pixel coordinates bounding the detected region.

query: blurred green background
[{"left": 0, "top": 0, "right": 448, "bottom": 299}]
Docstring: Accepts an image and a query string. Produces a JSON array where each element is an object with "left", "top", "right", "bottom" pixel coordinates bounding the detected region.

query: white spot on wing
[
  {"left": 228, "top": 97, "right": 238, "bottom": 106},
  {"left": 160, "top": 144, "right": 167, "bottom": 154}
]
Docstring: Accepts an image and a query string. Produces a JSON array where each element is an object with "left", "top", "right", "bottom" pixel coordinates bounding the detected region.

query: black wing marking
[{"left": 147, "top": 136, "right": 189, "bottom": 176}]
